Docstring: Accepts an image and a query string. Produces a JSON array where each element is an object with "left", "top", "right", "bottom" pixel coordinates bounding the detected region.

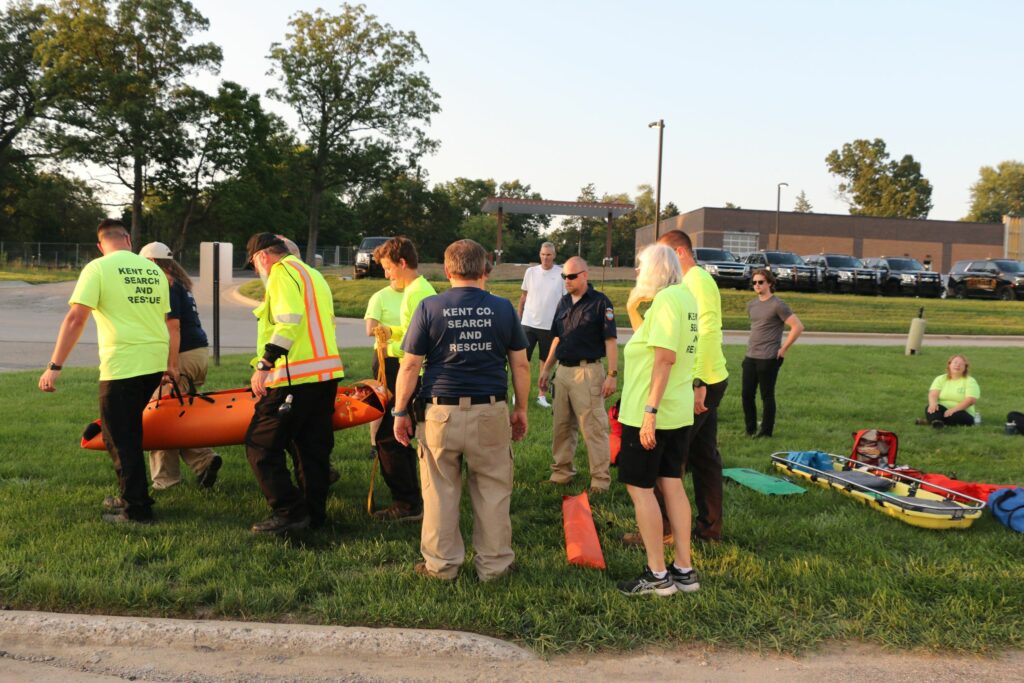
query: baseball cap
[
  {"left": 245, "top": 232, "right": 287, "bottom": 267},
  {"left": 139, "top": 242, "right": 173, "bottom": 259}
]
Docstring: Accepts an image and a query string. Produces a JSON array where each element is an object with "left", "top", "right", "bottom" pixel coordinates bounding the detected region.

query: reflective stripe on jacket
[{"left": 252, "top": 255, "right": 344, "bottom": 387}]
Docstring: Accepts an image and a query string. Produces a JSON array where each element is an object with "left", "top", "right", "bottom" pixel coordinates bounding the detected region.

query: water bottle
[{"left": 974, "top": 411, "right": 981, "bottom": 425}]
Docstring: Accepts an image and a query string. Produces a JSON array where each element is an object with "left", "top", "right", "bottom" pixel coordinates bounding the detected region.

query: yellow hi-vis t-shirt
[
  {"left": 683, "top": 265, "right": 729, "bottom": 385},
  {"left": 69, "top": 249, "right": 170, "bottom": 381}
]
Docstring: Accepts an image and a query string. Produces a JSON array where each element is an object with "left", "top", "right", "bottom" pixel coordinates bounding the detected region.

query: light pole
[
  {"left": 648, "top": 119, "right": 664, "bottom": 237},
  {"left": 774, "top": 182, "right": 789, "bottom": 250}
]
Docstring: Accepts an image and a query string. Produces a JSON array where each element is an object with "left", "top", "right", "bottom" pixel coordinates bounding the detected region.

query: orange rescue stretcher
[{"left": 81, "top": 379, "right": 388, "bottom": 451}]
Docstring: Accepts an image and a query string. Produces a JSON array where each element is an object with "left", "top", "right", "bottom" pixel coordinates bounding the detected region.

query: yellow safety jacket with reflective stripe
[{"left": 252, "top": 255, "right": 345, "bottom": 388}]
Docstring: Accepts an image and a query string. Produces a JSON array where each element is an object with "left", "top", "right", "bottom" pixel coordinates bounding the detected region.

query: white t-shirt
[{"left": 520, "top": 264, "right": 565, "bottom": 329}]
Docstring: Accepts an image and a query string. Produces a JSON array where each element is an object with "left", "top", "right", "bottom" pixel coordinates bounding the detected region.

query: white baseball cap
[{"left": 139, "top": 242, "right": 173, "bottom": 259}]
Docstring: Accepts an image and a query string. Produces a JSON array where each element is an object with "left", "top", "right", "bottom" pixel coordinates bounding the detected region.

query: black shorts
[{"left": 617, "top": 423, "right": 690, "bottom": 489}]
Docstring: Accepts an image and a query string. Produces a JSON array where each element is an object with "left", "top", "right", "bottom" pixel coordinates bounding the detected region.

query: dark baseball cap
[{"left": 245, "top": 232, "right": 286, "bottom": 267}]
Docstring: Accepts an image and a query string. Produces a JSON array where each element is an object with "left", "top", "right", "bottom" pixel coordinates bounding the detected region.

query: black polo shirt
[{"left": 552, "top": 284, "right": 617, "bottom": 363}]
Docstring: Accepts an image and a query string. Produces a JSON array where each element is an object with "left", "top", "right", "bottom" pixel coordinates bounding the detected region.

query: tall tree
[
  {"left": 0, "top": 2, "right": 49, "bottom": 171},
  {"left": 793, "top": 190, "right": 813, "bottom": 213},
  {"left": 36, "top": 0, "right": 222, "bottom": 244},
  {"left": 267, "top": 3, "right": 441, "bottom": 263},
  {"left": 825, "top": 138, "right": 932, "bottom": 218},
  {"left": 964, "top": 161, "right": 1024, "bottom": 223}
]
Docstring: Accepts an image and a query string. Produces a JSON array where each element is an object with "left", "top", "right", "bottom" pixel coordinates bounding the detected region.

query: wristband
[
  {"left": 608, "top": 370, "right": 618, "bottom": 378},
  {"left": 391, "top": 408, "right": 409, "bottom": 418},
  {"left": 47, "top": 362, "right": 62, "bottom": 371},
  {"left": 644, "top": 405, "right": 658, "bottom": 414},
  {"left": 256, "top": 359, "right": 273, "bottom": 372}
]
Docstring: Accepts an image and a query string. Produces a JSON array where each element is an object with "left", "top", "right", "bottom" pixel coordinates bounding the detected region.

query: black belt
[
  {"left": 430, "top": 395, "right": 505, "bottom": 405},
  {"left": 559, "top": 358, "right": 602, "bottom": 367}
]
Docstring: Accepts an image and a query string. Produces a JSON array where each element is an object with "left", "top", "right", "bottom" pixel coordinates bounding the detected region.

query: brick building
[{"left": 636, "top": 207, "right": 1006, "bottom": 273}]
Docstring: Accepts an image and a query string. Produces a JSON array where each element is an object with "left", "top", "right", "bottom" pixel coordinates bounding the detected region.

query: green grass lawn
[
  {"left": 0, "top": 265, "right": 79, "bottom": 284},
  {"left": 2, "top": 345, "right": 1023, "bottom": 653},
  {"left": 239, "top": 277, "right": 1024, "bottom": 336}
]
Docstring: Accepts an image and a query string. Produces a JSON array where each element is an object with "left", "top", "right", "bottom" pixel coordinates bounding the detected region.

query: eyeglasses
[
  {"left": 562, "top": 271, "right": 586, "bottom": 281},
  {"left": 752, "top": 279, "right": 767, "bottom": 285}
]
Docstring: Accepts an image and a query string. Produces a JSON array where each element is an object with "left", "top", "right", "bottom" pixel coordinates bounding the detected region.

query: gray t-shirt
[{"left": 746, "top": 296, "right": 793, "bottom": 359}]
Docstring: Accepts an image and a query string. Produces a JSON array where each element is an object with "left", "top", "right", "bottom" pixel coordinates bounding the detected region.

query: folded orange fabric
[{"left": 562, "top": 492, "right": 606, "bottom": 569}]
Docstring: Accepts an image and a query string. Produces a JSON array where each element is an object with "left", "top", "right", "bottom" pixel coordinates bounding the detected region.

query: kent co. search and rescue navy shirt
[
  {"left": 552, "top": 284, "right": 617, "bottom": 363},
  {"left": 402, "top": 287, "right": 528, "bottom": 398}
]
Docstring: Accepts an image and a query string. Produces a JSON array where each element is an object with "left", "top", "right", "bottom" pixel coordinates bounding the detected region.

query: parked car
[
  {"left": 693, "top": 247, "right": 750, "bottom": 290},
  {"left": 801, "top": 253, "right": 883, "bottom": 295},
  {"left": 862, "top": 257, "right": 943, "bottom": 298},
  {"left": 742, "top": 250, "right": 819, "bottom": 291},
  {"left": 946, "top": 259, "right": 1024, "bottom": 301},
  {"left": 353, "top": 236, "right": 389, "bottom": 279}
]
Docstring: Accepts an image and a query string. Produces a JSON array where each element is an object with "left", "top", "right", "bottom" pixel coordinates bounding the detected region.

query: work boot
[
  {"left": 371, "top": 502, "right": 423, "bottom": 522},
  {"left": 102, "top": 496, "right": 126, "bottom": 512},
  {"left": 414, "top": 562, "right": 456, "bottom": 582},
  {"left": 197, "top": 455, "right": 223, "bottom": 489},
  {"left": 250, "top": 515, "right": 310, "bottom": 535}
]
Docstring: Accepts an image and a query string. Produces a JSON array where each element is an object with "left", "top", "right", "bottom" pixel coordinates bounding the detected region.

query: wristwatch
[
  {"left": 391, "top": 408, "right": 409, "bottom": 418},
  {"left": 256, "top": 359, "right": 273, "bottom": 372},
  {"left": 47, "top": 362, "right": 62, "bottom": 371},
  {"left": 693, "top": 378, "right": 706, "bottom": 388},
  {"left": 644, "top": 405, "right": 658, "bottom": 414},
  {"left": 608, "top": 370, "right": 618, "bottom": 378}
]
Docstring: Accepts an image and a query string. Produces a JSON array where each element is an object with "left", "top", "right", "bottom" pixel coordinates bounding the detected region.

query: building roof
[{"left": 480, "top": 196, "right": 634, "bottom": 218}]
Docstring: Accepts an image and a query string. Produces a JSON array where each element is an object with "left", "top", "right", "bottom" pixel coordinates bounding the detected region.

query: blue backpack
[{"left": 989, "top": 487, "right": 1024, "bottom": 533}]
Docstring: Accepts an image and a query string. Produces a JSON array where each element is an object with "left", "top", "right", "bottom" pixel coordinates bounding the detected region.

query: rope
[{"left": 367, "top": 325, "right": 390, "bottom": 515}]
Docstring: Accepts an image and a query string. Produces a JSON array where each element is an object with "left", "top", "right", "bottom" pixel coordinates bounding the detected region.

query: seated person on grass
[{"left": 924, "top": 353, "right": 979, "bottom": 428}]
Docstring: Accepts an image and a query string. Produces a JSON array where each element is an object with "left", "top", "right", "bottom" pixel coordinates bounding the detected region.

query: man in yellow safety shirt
[{"left": 244, "top": 233, "right": 345, "bottom": 535}]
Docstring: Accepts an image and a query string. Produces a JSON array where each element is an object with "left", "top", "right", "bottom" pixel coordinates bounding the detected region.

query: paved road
[{"left": 2, "top": 278, "right": 1023, "bottom": 372}]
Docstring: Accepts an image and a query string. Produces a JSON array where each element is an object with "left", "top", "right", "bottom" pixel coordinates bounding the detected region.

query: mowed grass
[
  {"left": 240, "top": 277, "right": 1024, "bottom": 336},
  {"left": 0, "top": 266, "right": 79, "bottom": 284},
  {"left": 1, "top": 345, "right": 1023, "bottom": 654}
]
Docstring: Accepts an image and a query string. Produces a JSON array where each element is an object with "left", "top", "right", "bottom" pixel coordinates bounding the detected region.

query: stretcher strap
[{"left": 367, "top": 453, "right": 378, "bottom": 515}]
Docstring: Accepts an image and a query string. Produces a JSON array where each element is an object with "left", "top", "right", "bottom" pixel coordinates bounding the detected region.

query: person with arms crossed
[
  {"left": 244, "top": 233, "right": 345, "bottom": 535},
  {"left": 539, "top": 256, "right": 617, "bottom": 493},
  {"left": 371, "top": 236, "right": 437, "bottom": 521},
  {"left": 517, "top": 242, "right": 564, "bottom": 407},
  {"left": 39, "top": 219, "right": 173, "bottom": 524},
  {"left": 393, "top": 239, "right": 530, "bottom": 582}
]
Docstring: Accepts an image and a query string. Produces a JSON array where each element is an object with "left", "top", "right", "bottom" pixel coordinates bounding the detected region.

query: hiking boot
[
  {"left": 371, "top": 503, "right": 423, "bottom": 522},
  {"left": 617, "top": 567, "right": 678, "bottom": 597},
  {"left": 931, "top": 419, "right": 945, "bottom": 429},
  {"left": 414, "top": 562, "right": 455, "bottom": 581},
  {"left": 621, "top": 531, "right": 673, "bottom": 547},
  {"left": 536, "top": 396, "right": 551, "bottom": 408},
  {"left": 197, "top": 455, "right": 223, "bottom": 489},
  {"left": 667, "top": 565, "right": 701, "bottom": 593},
  {"left": 101, "top": 511, "right": 152, "bottom": 525},
  {"left": 250, "top": 515, "right": 310, "bottom": 535},
  {"left": 102, "top": 496, "right": 126, "bottom": 512}
]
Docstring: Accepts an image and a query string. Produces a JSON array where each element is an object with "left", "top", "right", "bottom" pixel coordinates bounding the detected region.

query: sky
[{"left": 146, "top": 1, "right": 1024, "bottom": 220}]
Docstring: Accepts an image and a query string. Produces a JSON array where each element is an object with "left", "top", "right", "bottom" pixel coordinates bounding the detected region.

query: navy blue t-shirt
[
  {"left": 552, "top": 284, "right": 617, "bottom": 362},
  {"left": 402, "top": 286, "right": 528, "bottom": 398},
  {"left": 168, "top": 281, "right": 208, "bottom": 352}
]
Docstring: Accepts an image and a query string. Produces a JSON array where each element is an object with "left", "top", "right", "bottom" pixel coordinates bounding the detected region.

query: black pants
[
  {"left": 523, "top": 326, "right": 555, "bottom": 364},
  {"left": 372, "top": 355, "right": 422, "bottom": 510},
  {"left": 925, "top": 404, "right": 975, "bottom": 427},
  {"left": 245, "top": 380, "right": 338, "bottom": 525},
  {"left": 742, "top": 356, "right": 784, "bottom": 436},
  {"left": 98, "top": 371, "right": 163, "bottom": 520},
  {"left": 687, "top": 380, "right": 727, "bottom": 540}
]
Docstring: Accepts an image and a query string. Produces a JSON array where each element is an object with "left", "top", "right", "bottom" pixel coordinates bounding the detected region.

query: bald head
[
  {"left": 562, "top": 256, "right": 589, "bottom": 296},
  {"left": 564, "top": 256, "right": 587, "bottom": 271}
]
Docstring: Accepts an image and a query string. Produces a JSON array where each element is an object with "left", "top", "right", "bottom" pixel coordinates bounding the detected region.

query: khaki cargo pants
[
  {"left": 549, "top": 362, "right": 611, "bottom": 490},
  {"left": 417, "top": 398, "right": 515, "bottom": 580}
]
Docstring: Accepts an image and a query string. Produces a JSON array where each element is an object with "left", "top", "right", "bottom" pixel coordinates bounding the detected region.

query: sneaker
[
  {"left": 536, "top": 396, "right": 551, "bottom": 408},
  {"left": 414, "top": 561, "right": 455, "bottom": 581},
  {"left": 931, "top": 419, "right": 945, "bottom": 429},
  {"left": 197, "top": 455, "right": 223, "bottom": 489},
  {"left": 250, "top": 515, "right": 310, "bottom": 535},
  {"left": 667, "top": 565, "right": 701, "bottom": 592},
  {"left": 617, "top": 567, "right": 678, "bottom": 597},
  {"left": 101, "top": 511, "right": 153, "bottom": 525},
  {"left": 914, "top": 418, "right": 930, "bottom": 426},
  {"left": 102, "top": 496, "right": 126, "bottom": 512},
  {"left": 621, "top": 531, "right": 674, "bottom": 547},
  {"left": 371, "top": 503, "right": 423, "bottom": 522}
]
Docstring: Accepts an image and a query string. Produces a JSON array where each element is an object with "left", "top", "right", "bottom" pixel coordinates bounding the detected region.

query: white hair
[{"left": 631, "top": 244, "right": 681, "bottom": 302}]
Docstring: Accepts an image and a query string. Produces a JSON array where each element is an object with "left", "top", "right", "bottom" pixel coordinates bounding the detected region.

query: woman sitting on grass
[
  {"left": 616, "top": 244, "right": 700, "bottom": 597},
  {"left": 925, "top": 353, "right": 980, "bottom": 428}
]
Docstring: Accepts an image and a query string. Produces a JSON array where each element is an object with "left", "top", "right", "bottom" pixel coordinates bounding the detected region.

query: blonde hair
[
  {"left": 630, "top": 244, "right": 682, "bottom": 303},
  {"left": 946, "top": 353, "right": 970, "bottom": 378}
]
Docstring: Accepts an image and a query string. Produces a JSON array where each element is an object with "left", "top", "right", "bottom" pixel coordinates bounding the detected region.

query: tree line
[{"left": 1, "top": 1, "right": 1020, "bottom": 266}]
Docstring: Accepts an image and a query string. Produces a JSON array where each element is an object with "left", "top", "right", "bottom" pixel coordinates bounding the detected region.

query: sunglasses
[
  {"left": 562, "top": 271, "right": 586, "bottom": 281},
  {"left": 752, "top": 279, "right": 767, "bottom": 285}
]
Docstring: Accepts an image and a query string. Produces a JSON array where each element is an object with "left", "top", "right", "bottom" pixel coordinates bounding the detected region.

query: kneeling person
[{"left": 393, "top": 239, "right": 530, "bottom": 581}]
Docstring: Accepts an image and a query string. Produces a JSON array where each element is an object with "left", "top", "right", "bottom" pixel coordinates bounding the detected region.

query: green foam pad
[{"left": 723, "top": 468, "right": 806, "bottom": 495}]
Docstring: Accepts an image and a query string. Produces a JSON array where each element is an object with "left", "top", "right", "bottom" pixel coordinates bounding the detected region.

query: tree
[
  {"left": 268, "top": 4, "right": 441, "bottom": 263},
  {"left": 724, "top": 202, "right": 742, "bottom": 209},
  {"left": 0, "top": 2, "right": 49, "bottom": 171},
  {"left": 825, "top": 138, "right": 932, "bottom": 218},
  {"left": 36, "top": 0, "right": 222, "bottom": 244},
  {"left": 964, "top": 161, "right": 1024, "bottom": 223},
  {"left": 793, "top": 190, "right": 813, "bottom": 213},
  {"left": 352, "top": 172, "right": 460, "bottom": 260}
]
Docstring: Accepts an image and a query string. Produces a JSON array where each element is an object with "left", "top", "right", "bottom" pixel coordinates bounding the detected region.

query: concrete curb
[{"left": 0, "top": 610, "right": 535, "bottom": 661}]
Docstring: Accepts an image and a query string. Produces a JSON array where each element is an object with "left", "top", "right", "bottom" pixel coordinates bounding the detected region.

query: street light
[
  {"left": 648, "top": 119, "right": 664, "bottom": 236},
  {"left": 774, "top": 182, "right": 789, "bottom": 250}
]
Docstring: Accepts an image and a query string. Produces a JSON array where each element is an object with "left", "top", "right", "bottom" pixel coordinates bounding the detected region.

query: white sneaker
[{"left": 536, "top": 396, "right": 551, "bottom": 408}]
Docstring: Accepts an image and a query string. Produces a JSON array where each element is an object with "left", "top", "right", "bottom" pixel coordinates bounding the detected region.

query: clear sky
[{"left": 190, "top": 1, "right": 1022, "bottom": 220}]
